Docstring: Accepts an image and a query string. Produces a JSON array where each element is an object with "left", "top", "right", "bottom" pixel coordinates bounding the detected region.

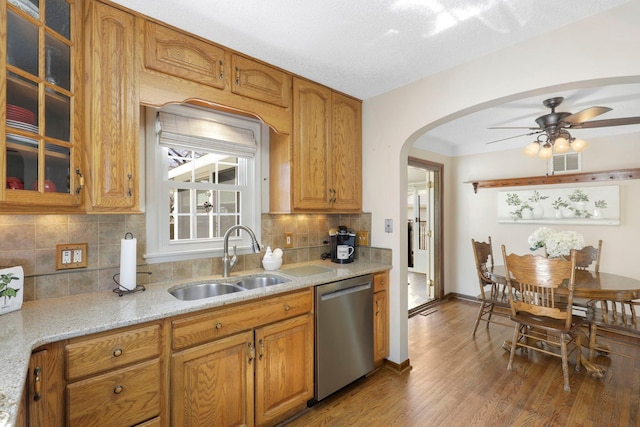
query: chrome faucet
[{"left": 223, "top": 225, "right": 262, "bottom": 277}]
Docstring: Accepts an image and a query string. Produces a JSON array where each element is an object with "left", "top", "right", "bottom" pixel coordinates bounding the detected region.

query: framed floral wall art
[{"left": 497, "top": 185, "right": 620, "bottom": 225}]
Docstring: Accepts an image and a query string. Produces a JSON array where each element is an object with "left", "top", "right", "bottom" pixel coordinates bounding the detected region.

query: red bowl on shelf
[
  {"left": 6, "top": 177, "right": 24, "bottom": 190},
  {"left": 32, "top": 180, "right": 57, "bottom": 192}
]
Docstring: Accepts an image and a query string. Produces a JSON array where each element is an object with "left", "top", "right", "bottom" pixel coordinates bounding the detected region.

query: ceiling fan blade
[
  {"left": 487, "top": 126, "right": 540, "bottom": 130},
  {"left": 485, "top": 131, "right": 542, "bottom": 145},
  {"left": 563, "top": 106, "right": 612, "bottom": 124},
  {"left": 570, "top": 116, "right": 640, "bottom": 129}
]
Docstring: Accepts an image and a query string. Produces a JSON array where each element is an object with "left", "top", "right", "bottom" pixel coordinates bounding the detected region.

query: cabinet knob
[
  {"left": 113, "top": 348, "right": 123, "bottom": 357},
  {"left": 284, "top": 304, "right": 290, "bottom": 311},
  {"left": 113, "top": 385, "right": 124, "bottom": 394},
  {"left": 215, "top": 322, "right": 222, "bottom": 329}
]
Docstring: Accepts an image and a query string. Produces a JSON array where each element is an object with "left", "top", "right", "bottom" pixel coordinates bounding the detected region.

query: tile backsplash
[{"left": 0, "top": 212, "right": 386, "bottom": 301}]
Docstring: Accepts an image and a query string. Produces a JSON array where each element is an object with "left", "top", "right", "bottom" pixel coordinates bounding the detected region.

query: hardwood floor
[{"left": 282, "top": 299, "right": 640, "bottom": 427}]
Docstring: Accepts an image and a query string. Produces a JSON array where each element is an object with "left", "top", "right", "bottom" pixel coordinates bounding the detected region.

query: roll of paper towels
[{"left": 119, "top": 234, "right": 137, "bottom": 291}]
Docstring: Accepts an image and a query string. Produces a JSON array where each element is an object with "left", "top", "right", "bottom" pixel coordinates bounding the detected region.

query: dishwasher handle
[{"left": 319, "top": 283, "right": 371, "bottom": 302}]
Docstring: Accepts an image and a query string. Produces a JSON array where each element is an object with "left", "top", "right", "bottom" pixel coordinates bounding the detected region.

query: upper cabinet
[
  {"left": 83, "top": 1, "right": 139, "bottom": 212},
  {"left": 2, "top": 0, "right": 83, "bottom": 212},
  {"left": 144, "top": 21, "right": 228, "bottom": 90},
  {"left": 283, "top": 78, "right": 362, "bottom": 212},
  {"left": 231, "top": 54, "right": 291, "bottom": 108}
]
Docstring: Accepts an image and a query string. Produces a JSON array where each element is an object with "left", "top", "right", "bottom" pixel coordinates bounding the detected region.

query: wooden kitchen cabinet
[
  {"left": 2, "top": 0, "right": 84, "bottom": 212},
  {"left": 171, "top": 289, "right": 313, "bottom": 427},
  {"left": 65, "top": 321, "right": 165, "bottom": 427},
  {"left": 373, "top": 271, "right": 390, "bottom": 365},
  {"left": 283, "top": 78, "right": 362, "bottom": 212},
  {"left": 83, "top": 0, "right": 140, "bottom": 212},
  {"left": 144, "top": 21, "right": 228, "bottom": 90},
  {"left": 232, "top": 54, "right": 292, "bottom": 108},
  {"left": 17, "top": 343, "right": 66, "bottom": 427},
  {"left": 171, "top": 331, "right": 254, "bottom": 427},
  {"left": 255, "top": 313, "right": 314, "bottom": 426}
]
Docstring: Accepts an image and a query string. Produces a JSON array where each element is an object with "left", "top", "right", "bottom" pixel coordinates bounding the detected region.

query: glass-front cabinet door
[{"left": 3, "top": 0, "right": 82, "bottom": 209}]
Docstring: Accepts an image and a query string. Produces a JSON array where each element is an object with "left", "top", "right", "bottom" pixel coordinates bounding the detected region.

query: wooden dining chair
[
  {"left": 586, "top": 298, "right": 640, "bottom": 362},
  {"left": 572, "top": 240, "right": 603, "bottom": 312},
  {"left": 575, "top": 240, "right": 602, "bottom": 272},
  {"left": 501, "top": 246, "right": 584, "bottom": 392},
  {"left": 471, "top": 237, "right": 509, "bottom": 337}
]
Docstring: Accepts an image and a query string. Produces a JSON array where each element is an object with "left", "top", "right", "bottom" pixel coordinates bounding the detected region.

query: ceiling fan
[{"left": 486, "top": 96, "right": 640, "bottom": 158}]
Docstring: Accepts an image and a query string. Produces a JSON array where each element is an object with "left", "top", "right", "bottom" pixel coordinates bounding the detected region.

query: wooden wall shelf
[{"left": 467, "top": 168, "right": 640, "bottom": 193}]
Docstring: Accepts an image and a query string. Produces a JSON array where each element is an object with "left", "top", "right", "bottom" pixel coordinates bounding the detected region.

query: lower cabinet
[
  {"left": 18, "top": 343, "right": 66, "bottom": 427},
  {"left": 65, "top": 321, "right": 165, "bottom": 427},
  {"left": 373, "top": 271, "right": 390, "bottom": 365},
  {"left": 171, "top": 291, "right": 314, "bottom": 427}
]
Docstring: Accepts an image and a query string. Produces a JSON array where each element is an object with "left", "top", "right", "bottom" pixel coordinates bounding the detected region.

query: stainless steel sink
[
  {"left": 233, "top": 274, "right": 290, "bottom": 290},
  {"left": 168, "top": 274, "right": 290, "bottom": 301},
  {"left": 169, "top": 282, "right": 246, "bottom": 301}
]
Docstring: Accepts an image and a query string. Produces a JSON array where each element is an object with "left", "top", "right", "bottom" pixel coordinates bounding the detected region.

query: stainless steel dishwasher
[{"left": 314, "top": 274, "right": 374, "bottom": 401}]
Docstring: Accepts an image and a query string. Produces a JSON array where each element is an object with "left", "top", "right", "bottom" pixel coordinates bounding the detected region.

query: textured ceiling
[
  {"left": 114, "top": 0, "right": 638, "bottom": 155},
  {"left": 113, "top": 0, "right": 629, "bottom": 100}
]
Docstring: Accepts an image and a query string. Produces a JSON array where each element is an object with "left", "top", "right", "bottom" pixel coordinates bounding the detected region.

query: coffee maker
[{"left": 329, "top": 226, "right": 356, "bottom": 264}]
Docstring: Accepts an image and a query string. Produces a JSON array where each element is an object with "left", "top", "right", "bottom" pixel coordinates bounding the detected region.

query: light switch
[{"left": 62, "top": 250, "right": 71, "bottom": 264}]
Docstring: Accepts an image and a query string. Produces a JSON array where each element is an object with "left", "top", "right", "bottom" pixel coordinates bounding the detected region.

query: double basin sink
[{"left": 169, "top": 274, "right": 290, "bottom": 301}]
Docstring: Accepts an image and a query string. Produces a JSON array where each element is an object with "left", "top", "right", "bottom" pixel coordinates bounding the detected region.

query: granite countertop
[{"left": 0, "top": 259, "right": 391, "bottom": 427}]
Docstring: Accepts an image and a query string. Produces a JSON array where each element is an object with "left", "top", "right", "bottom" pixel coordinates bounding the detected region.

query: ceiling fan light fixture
[
  {"left": 524, "top": 141, "right": 540, "bottom": 157},
  {"left": 571, "top": 137, "right": 588, "bottom": 152},
  {"left": 538, "top": 143, "right": 554, "bottom": 159},
  {"left": 553, "top": 136, "right": 570, "bottom": 153}
]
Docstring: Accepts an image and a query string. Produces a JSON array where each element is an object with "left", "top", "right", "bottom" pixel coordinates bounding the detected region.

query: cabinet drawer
[
  {"left": 144, "top": 21, "right": 227, "bottom": 89},
  {"left": 67, "top": 359, "right": 161, "bottom": 427},
  {"left": 172, "top": 288, "right": 312, "bottom": 350},
  {"left": 66, "top": 323, "right": 161, "bottom": 381},
  {"left": 373, "top": 270, "right": 389, "bottom": 293}
]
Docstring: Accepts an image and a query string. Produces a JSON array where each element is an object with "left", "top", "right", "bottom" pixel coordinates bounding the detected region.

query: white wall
[{"left": 362, "top": 1, "right": 640, "bottom": 365}]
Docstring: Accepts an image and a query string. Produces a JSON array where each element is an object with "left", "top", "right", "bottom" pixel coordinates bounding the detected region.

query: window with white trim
[{"left": 145, "top": 104, "right": 263, "bottom": 263}]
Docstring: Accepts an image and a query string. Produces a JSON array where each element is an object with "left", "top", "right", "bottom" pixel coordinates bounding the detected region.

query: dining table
[{"left": 488, "top": 265, "right": 640, "bottom": 378}]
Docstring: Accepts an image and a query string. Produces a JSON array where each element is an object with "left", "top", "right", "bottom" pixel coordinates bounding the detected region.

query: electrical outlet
[
  {"left": 284, "top": 232, "right": 294, "bottom": 248},
  {"left": 56, "top": 243, "right": 88, "bottom": 270}
]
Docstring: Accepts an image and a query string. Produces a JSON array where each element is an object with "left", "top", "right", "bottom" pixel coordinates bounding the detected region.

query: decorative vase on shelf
[
  {"left": 554, "top": 209, "right": 563, "bottom": 219},
  {"left": 573, "top": 201, "right": 586, "bottom": 211},
  {"left": 532, "top": 203, "right": 544, "bottom": 219},
  {"left": 521, "top": 208, "right": 533, "bottom": 220},
  {"left": 561, "top": 207, "right": 575, "bottom": 218},
  {"left": 593, "top": 207, "right": 605, "bottom": 219}
]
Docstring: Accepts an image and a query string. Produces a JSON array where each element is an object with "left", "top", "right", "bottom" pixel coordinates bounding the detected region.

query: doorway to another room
[{"left": 407, "top": 158, "right": 443, "bottom": 315}]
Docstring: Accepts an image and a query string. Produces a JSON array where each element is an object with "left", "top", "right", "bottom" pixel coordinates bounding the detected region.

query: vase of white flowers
[{"left": 528, "top": 227, "right": 585, "bottom": 258}]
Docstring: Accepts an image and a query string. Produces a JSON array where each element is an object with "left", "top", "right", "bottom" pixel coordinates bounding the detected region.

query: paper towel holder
[{"left": 112, "top": 232, "right": 150, "bottom": 296}]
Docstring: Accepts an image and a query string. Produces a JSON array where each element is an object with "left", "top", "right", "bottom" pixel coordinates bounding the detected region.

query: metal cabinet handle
[
  {"left": 75, "top": 168, "right": 84, "bottom": 194},
  {"left": 113, "top": 385, "right": 123, "bottom": 394},
  {"left": 219, "top": 60, "right": 224, "bottom": 80},
  {"left": 33, "top": 367, "right": 42, "bottom": 402},
  {"left": 235, "top": 66, "right": 240, "bottom": 85},
  {"left": 248, "top": 342, "right": 255, "bottom": 364},
  {"left": 215, "top": 322, "right": 222, "bottom": 329},
  {"left": 113, "top": 348, "right": 123, "bottom": 357},
  {"left": 127, "top": 173, "right": 133, "bottom": 197},
  {"left": 259, "top": 338, "right": 264, "bottom": 360}
]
